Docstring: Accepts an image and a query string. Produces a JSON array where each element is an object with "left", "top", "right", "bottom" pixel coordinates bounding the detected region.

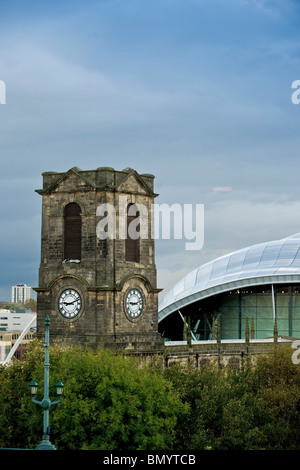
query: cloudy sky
[{"left": 0, "top": 0, "right": 300, "bottom": 301}]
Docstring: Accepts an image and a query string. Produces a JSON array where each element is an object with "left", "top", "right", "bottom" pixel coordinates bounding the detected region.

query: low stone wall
[{"left": 163, "top": 339, "right": 294, "bottom": 369}]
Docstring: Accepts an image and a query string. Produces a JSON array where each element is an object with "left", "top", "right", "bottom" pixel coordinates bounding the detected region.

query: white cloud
[{"left": 213, "top": 187, "right": 233, "bottom": 193}]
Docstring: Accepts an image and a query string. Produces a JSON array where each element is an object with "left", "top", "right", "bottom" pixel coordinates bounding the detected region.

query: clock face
[
  {"left": 125, "top": 288, "right": 143, "bottom": 319},
  {"left": 58, "top": 288, "right": 82, "bottom": 319}
]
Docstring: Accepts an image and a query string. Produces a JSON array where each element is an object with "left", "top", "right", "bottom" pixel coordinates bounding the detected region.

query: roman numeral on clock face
[
  {"left": 58, "top": 288, "right": 82, "bottom": 318},
  {"left": 125, "top": 288, "right": 143, "bottom": 318}
]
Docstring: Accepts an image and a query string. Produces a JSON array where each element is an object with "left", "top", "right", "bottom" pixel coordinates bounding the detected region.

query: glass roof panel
[{"left": 159, "top": 233, "right": 300, "bottom": 316}]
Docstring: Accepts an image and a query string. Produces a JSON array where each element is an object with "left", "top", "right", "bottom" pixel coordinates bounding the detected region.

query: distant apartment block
[{"left": 11, "top": 283, "right": 31, "bottom": 303}]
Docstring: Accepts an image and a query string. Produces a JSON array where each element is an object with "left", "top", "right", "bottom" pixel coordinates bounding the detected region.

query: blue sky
[{"left": 0, "top": 0, "right": 300, "bottom": 300}]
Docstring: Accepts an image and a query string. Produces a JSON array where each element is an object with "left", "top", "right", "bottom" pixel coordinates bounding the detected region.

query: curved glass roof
[{"left": 158, "top": 233, "right": 300, "bottom": 321}]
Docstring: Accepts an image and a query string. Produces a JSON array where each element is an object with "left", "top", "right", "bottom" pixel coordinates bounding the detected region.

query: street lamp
[
  {"left": 29, "top": 381, "right": 38, "bottom": 396},
  {"left": 29, "top": 315, "right": 64, "bottom": 450},
  {"left": 55, "top": 381, "right": 64, "bottom": 397}
]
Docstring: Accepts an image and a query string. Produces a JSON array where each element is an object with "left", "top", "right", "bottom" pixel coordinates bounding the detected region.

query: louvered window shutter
[
  {"left": 64, "top": 202, "right": 82, "bottom": 260},
  {"left": 125, "top": 204, "right": 140, "bottom": 262}
]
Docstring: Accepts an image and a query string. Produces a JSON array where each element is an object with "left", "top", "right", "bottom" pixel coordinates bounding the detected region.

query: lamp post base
[{"left": 35, "top": 439, "right": 56, "bottom": 450}]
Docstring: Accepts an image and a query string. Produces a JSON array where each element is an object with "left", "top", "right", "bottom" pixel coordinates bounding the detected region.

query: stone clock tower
[{"left": 35, "top": 166, "right": 163, "bottom": 351}]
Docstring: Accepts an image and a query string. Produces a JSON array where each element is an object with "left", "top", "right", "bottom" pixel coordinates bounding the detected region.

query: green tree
[
  {"left": 3, "top": 301, "right": 25, "bottom": 310},
  {"left": 211, "top": 316, "right": 216, "bottom": 340},
  {"left": 254, "top": 348, "right": 300, "bottom": 449},
  {"left": 0, "top": 339, "right": 43, "bottom": 448},
  {"left": 251, "top": 317, "right": 255, "bottom": 340},
  {"left": 171, "top": 348, "right": 300, "bottom": 450},
  {"left": 0, "top": 341, "right": 185, "bottom": 450},
  {"left": 52, "top": 347, "right": 185, "bottom": 450},
  {"left": 245, "top": 317, "right": 250, "bottom": 345},
  {"left": 25, "top": 298, "right": 37, "bottom": 309},
  {"left": 2, "top": 341, "right": 300, "bottom": 451},
  {"left": 164, "top": 362, "right": 230, "bottom": 449},
  {"left": 217, "top": 316, "right": 221, "bottom": 344}
]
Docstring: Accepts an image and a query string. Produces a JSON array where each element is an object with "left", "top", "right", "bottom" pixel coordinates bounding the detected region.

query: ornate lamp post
[{"left": 29, "top": 315, "right": 64, "bottom": 450}]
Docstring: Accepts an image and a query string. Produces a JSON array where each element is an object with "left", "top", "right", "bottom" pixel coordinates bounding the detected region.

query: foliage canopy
[
  {"left": 1, "top": 342, "right": 300, "bottom": 450},
  {"left": 0, "top": 340, "right": 185, "bottom": 450}
]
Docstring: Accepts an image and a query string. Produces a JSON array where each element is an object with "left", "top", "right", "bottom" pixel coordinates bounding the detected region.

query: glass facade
[
  {"left": 159, "top": 284, "right": 300, "bottom": 341},
  {"left": 218, "top": 285, "right": 300, "bottom": 340},
  {"left": 158, "top": 234, "right": 300, "bottom": 341}
]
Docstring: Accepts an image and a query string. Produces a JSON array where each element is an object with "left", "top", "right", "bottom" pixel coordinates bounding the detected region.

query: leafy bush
[
  {"left": 164, "top": 349, "right": 300, "bottom": 450},
  {"left": 1, "top": 342, "right": 300, "bottom": 450},
  {"left": 0, "top": 340, "right": 185, "bottom": 450}
]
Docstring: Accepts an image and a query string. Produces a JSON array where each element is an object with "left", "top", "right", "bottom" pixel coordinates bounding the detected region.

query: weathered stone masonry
[{"left": 34, "top": 166, "right": 163, "bottom": 351}]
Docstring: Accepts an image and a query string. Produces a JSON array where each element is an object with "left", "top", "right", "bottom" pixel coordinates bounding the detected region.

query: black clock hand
[{"left": 64, "top": 300, "right": 77, "bottom": 305}]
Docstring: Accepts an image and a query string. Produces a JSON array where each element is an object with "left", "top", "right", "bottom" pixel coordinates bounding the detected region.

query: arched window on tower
[
  {"left": 126, "top": 203, "right": 140, "bottom": 263},
  {"left": 64, "top": 202, "right": 82, "bottom": 261}
]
